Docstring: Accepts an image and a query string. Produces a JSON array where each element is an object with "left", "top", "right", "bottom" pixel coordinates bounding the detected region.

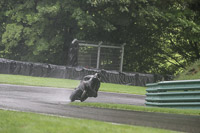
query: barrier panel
[
  {"left": 145, "top": 80, "right": 200, "bottom": 109},
  {"left": 0, "top": 58, "right": 171, "bottom": 86}
]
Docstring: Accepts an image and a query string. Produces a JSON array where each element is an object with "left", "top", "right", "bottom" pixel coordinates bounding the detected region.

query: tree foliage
[{"left": 0, "top": 0, "right": 200, "bottom": 75}]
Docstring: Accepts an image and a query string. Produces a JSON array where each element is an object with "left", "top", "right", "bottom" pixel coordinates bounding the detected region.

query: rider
[
  {"left": 77, "top": 73, "right": 100, "bottom": 102},
  {"left": 81, "top": 73, "right": 101, "bottom": 98},
  {"left": 70, "top": 73, "right": 101, "bottom": 102}
]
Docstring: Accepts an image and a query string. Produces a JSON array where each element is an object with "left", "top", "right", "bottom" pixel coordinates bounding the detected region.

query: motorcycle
[
  {"left": 69, "top": 87, "right": 87, "bottom": 102},
  {"left": 70, "top": 73, "right": 100, "bottom": 102}
]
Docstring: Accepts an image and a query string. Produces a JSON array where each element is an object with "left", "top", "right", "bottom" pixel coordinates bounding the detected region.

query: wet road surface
[{"left": 0, "top": 84, "right": 200, "bottom": 133}]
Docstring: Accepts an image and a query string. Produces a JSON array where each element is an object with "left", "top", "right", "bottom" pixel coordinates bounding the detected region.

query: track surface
[{"left": 0, "top": 84, "right": 200, "bottom": 133}]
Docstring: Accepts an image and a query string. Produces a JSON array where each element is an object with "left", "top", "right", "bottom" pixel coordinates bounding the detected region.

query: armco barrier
[{"left": 145, "top": 80, "right": 200, "bottom": 109}]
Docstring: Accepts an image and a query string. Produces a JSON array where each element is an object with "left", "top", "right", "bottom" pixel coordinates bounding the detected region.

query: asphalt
[{"left": 0, "top": 84, "right": 200, "bottom": 133}]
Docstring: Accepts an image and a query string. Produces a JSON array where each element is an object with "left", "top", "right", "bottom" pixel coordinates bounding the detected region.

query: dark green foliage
[{"left": 0, "top": 0, "right": 199, "bottom": 75}]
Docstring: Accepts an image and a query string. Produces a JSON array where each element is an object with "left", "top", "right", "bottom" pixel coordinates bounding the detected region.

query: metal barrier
[{"left": 145, "top": 80, "right": 200, "bottom": 109}]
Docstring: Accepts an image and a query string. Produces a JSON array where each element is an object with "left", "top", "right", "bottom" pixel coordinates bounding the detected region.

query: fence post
[
  {"left": 120, "top": 43, "right": 126, "bottom": 72},
  {"left": 96, "top": 42, "right": 102, "bottom": 69}
]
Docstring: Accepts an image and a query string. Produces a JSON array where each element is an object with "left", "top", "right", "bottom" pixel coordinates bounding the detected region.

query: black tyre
[
  {"left": 70, "top": 89, "right": 83, "bottom": 102},
  {"left": 80, "top": 90, "right": 88, "bottom": 102}
]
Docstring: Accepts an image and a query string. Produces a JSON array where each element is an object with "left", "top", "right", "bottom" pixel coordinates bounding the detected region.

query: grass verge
[
  {"left": 70, "top": 102, "right": 200, "bottom": 116},
  {"left": 0, "top": 74, "right": 146, "bottom": 95},
  {"left": 175, "top": 59, "right": 200, "bottom": 80},
  {"left": 0, "top": 109, "right": 178, "bottom": 133}
]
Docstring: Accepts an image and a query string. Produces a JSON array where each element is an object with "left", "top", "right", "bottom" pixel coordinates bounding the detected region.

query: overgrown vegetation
[
  {"left": 0, "top": 0, "right": 199, "bottom": 75},
  {"left": 175, "top": 60, "right": 200, "bottom": 80}
]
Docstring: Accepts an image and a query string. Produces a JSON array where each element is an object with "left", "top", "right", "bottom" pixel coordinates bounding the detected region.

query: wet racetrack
[{"left": 0, "top": 84, "right": 200, "bottom": 133}]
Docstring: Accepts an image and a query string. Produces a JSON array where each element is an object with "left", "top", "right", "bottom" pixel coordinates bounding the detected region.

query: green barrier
[{"left": 145, "top": 80, "right": 200, "bottom": 109}]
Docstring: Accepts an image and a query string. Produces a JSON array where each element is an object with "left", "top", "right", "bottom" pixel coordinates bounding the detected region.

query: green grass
[
  {"left": 0, "top": 109, "right": 178, "bottom": 133},
  {"left": 100, "top": 82, "right": 146, "bottom": 95},
  {"left": 70, "top": 102, "right": 200, "bottom": 116},
  {"left": 0, "top": 74, "right": 146, "bottom": 95},
  {"left": 0, "top": 74, "right": 79, "bottom": 89},
  {"left": 175, "top": 59, "right": 200, "bottom": 80}
]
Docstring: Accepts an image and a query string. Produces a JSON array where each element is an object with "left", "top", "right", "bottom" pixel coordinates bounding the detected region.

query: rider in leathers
[{"left": 79, "top": 73, "right": 101, "bottom": 101}]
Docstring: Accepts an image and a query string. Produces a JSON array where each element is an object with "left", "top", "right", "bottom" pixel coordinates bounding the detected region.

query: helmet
[{"left": 95, "top": 73, "right": 100, "bottom": 79}]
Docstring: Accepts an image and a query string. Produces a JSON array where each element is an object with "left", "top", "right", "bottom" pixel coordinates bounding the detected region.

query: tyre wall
[{"left": 0, "top": 58, "right": 172, "bottom": 86}]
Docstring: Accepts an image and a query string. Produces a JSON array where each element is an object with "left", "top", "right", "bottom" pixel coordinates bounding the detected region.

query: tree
[
  {"left": 0, "top": 0, "right": 199, "bottom": 75},
  {"left": 142, "top": 0, "right": 200, "bottom": 74},
  {"left": 1, "top": 0, "right": 78, "bottom": 64},
  {"left": 83, "top": 0, "right": 200, "bottom": 75}
]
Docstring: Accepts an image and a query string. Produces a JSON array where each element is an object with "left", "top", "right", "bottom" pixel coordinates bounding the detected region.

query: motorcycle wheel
[
  {"left": 70, "top": 89, "right": 83, "bottom": 102},
  {"left": 80, "top": 90, "right": 88, "bottom": 102}
]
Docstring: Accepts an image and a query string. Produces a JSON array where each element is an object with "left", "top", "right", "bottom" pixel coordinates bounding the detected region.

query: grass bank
[
  {"left": 175, "top": 59, "right": 200, "bottom": 80},
  {"left": 0, "top": 109, "right": 178, "bottom": 133},
  {"left": 0, "top": 74, "right": 146, "bottom": 95},
  {"left": 70, "top": 102, "right": 200, "bottom": 116}
]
